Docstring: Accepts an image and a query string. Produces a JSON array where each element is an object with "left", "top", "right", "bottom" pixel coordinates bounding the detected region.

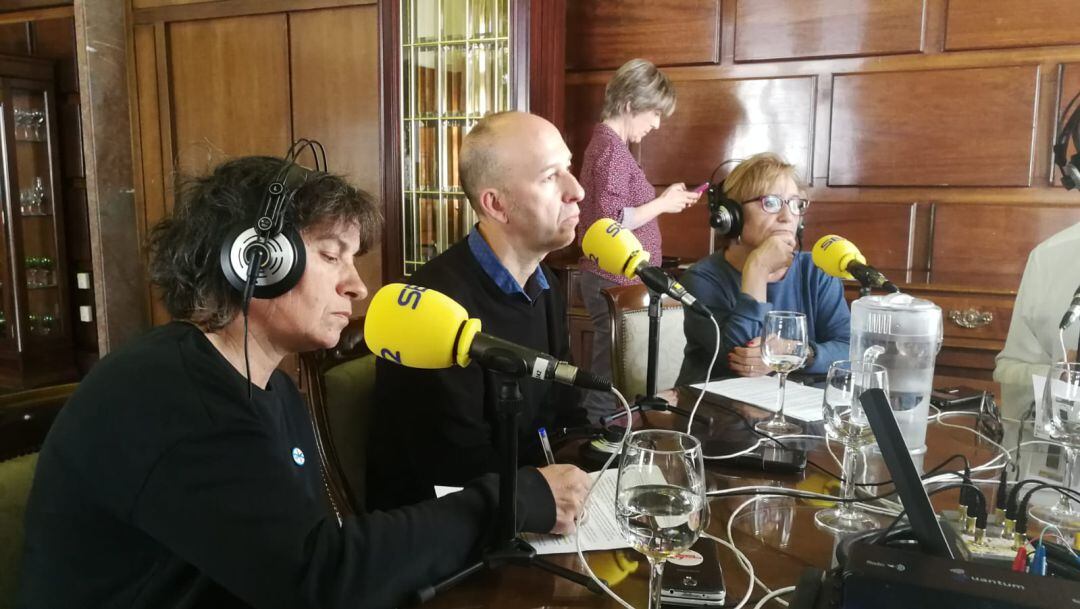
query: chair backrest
[
  {"left": 300, "top": 318, "right": 375, "bottom": 518},
  {"left": 1, "top": 452, "right": 38, "bottom": 607},
  {"left": 0, "top": 383, "right": 76, "bottom": 608},
  {"left": 602, "top": 284, "right": 686, "bottom": 399}
]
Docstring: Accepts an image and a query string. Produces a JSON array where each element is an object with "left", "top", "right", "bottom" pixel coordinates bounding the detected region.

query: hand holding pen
[{"left": 539, "top": 427, "right": 589, "bottom": 526}]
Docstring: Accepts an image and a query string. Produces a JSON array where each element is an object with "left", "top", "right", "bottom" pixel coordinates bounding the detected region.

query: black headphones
[
  {"left": 705, "top": 157, "right": 806, "bottom": 244},
  {"left": 219, "top": 139, "right": 328, "bottom": 313},
  {"left": 706, "top": 159, "right": 744, "bottom": 236},
  {"left": 1055, "top": 90, "right": 1080, "bottom": 190}
]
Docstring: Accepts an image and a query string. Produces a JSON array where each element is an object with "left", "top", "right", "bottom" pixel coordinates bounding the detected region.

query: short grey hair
[
  {"left": 601, "top": 58, "right": 676, "bottom": 121},
  {"left": 459, "top": 111, "right": 516, "bottom": 213}
]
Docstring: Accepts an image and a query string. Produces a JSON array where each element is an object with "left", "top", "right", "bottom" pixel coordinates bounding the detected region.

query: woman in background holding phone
[{"left": 576, "top": 58, "right": 701, "bottom": 422}]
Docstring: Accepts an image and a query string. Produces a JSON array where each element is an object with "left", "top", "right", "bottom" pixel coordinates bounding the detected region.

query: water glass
[
  {"left": 616, "top": 430, "right": 707, "bottom": 609},
  {"left": 755, "top": 311, "right": 809, "bottom": 435},
  {"left": 815, "top": 361, "right": 889, "bottom": 533},
  {"left": 1029, "top": 362, "right": 1080, "bottom": 535}
]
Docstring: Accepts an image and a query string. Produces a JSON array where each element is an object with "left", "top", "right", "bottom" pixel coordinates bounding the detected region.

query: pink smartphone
[{"left": 692, "top": 182, "right": 710, "bottom": 194}]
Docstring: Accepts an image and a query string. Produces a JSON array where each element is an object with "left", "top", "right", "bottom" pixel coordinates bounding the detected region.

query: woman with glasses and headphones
[{"left": 675, "top": 152, "right": 850, "bottom": 385}]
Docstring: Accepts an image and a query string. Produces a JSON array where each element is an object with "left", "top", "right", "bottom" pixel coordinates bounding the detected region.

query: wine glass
[
  {"left": 755, "top": 311, "right": 809, "bottom": 435},
  {"left": 615, "top": 430, "right": 707, "bottom": 609},
  {"left": 815, "top": 360, "right": 889, "bottom": 533},
  {"left": 1029, "top": 362, "right": 1080, "bottom": 535}
]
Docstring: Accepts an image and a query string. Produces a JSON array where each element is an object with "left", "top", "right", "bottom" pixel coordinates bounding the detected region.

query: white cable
[
  {"left": 702, "top": 433, "right": 825, "bottom": 461},
  {"left": 753, "top": 586, "right": 797, "bottom": 609},
  {"left": 825, "top": 435, "right": 844, "bottom": 471},
  {"left": 703, "top": 531, "right": 756, "bottom": 609},
  {"left": 931, "top": 410, "right": 1014, "bottom": 460},
  {"left": 724, "top": 496, "right": 789, "bottom": 606},
  {"left": 574, "top": 386, "right": 635, "bottom": 609},
  {"left": 687, "top": 314, "right": 722, "bottom": 432}
]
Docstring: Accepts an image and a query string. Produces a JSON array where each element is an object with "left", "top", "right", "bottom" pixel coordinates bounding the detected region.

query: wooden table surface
[{"left": 422, "top": 387, "right": 1001, "bottom": 609}]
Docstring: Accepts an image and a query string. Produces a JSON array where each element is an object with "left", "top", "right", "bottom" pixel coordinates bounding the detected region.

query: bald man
[{"left": 367, "top": 112, "right": 590, "bottom": 510}]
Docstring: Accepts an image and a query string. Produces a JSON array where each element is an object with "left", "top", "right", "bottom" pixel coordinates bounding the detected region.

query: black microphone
[
  {"left": 1060, "top": 285, "right": 1080, "bottom": 330},
  {"left": 636, "top": 267, "right": 712, "bottom": 317},
  {"left": 468, "top": 333, "right": 612, "bottom": 392},
  {"left": 847, "top": 261, "right": 899, "bottom": 293}
]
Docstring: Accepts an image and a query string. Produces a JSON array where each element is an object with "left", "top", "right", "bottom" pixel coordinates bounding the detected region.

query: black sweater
[
  {"left": 367, "top": 240, "right": 587, "bottom": 510},
  {"left": 17, "top": 322, "right": 555, "bottom": 609}
]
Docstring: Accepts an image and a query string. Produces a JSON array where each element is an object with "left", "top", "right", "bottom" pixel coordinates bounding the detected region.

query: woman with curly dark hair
[{"left": 18, "top": 154, "right": 585, "bottom": 609}]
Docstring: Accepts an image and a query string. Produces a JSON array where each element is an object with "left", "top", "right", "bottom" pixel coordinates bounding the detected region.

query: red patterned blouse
[{"left": 576, "top": 123, "right": 662, "bottom": 286}]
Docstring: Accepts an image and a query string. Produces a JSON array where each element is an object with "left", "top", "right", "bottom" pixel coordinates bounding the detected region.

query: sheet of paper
[
  {"left": 434, "top": 485, "right": 463, "bottom": 498},
  {"left": 689, "top": 376, "right": 825, "bottom": 423},
  {"left": 522, "top": 469, "right": 632, "bottom": 555}
]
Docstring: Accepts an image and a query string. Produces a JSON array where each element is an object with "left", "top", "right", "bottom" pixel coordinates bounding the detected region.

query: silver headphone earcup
[{"left": 219, "top": 226, "right": 306, "bottom": 299}]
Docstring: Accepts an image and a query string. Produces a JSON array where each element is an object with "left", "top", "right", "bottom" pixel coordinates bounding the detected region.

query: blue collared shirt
[{"left": 467, "top": 228, "right": 549, "bottom": 303}]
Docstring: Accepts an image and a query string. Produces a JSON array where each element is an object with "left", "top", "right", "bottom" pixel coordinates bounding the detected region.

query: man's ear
[{"left": 477, "top": 188, "right": 510, "bottom": 224}]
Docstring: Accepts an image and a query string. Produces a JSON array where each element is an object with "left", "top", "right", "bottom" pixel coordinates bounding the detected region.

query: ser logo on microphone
[
  {"left": 396, "top": 284, "right": 428, "bottom": 310},
  {"left": 817, "top": 235, "right": 842, "bottom": 251}
]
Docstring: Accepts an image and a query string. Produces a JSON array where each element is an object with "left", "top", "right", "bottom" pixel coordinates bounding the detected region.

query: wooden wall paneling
[
  {"left": 0, "top": 23, "right": 30, "bottom": 55},
  {"left": 30, "top": 17, "right": 77, "bottom": 93},
  {"left": 529, "top": 0, "right": 565, "bottom": 130},
  {"left": 132, "top": 0, "right": 376, "bottom": 24},
  {"left": 828, "top": 66, "right": 1040, "bottom": 186},
  {"left": 167, "top": 14, "right": 293, "bottom": 176},
  {"left": 289, "top": 4, "right": 381, "bottom": 315},
  {"left": 945, "top": 0, "right": 1080, "bottom": 52},
  {"left": 152, "top": 25, "right": 174, "bottom": 217},
  {"left": 718, "top": 0, "right": 735, "bottom": 65},
  {"left": 642, "top": 76, "right": 816, "bottom": 187},
  {"left": 930, "top": 204, "right": 1080, "bottom": 281},
  {"left": 921, "top": 0, "right": 946, "bottom": 54},
  {"left": 800, "top": 202, "right": 916, "bottom": 271},
  {"left": 132, "top": 0, "right": 210, "bottom": 8},
  {"left": 0, "top": 7, "right": 73, "bottom": 26},
  {"left": 132, "top": 24, "right": 169, "bottom": 325},
  {"left": 378, "top": 0, "right": 402, "bottom": 283},
  {"left": 57, "top": 94, "right": 82, "bottom": 178},
  {"left": 565, "top": 0, "right": 720, "bottom": 70},
  {"left": 1055, "top": 63, "right": 1080, "bottom": 187},
  {"left": 733, "top": 0, "right": 925, "bottom": 63},
  {"left": 910, "top": 201, "right": 933, "bottom": 274},
  {"left": 563, "top": 82, "right": 606, "bottom": 175},
  {"left": 656, "top": 189, "right": 711, "bottom": 261}
]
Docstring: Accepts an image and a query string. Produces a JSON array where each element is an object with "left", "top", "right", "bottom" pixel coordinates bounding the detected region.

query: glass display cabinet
[
  {"left": 399, "top": 0, "right": 517, "bottom": 276},
  {"left": 0, "top": 55, "right": 76, "bottom": 388}
]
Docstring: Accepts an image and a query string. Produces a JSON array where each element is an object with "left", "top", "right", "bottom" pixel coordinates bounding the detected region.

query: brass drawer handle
[{"left": 948, "top": 309, "right": 993, "bottom": 329}]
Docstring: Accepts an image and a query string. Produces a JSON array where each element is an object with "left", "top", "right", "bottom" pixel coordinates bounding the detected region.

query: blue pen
[{"left": 538, "top": 427, "right": 556, "bottom": 465}]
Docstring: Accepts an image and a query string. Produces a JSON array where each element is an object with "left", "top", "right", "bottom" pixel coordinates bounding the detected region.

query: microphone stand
[
  {"left": 601, "top": 288, "right": 712, "bottom": 428},
  {"left": 414, "top": 366, "right": 603, "bottom": 603}
]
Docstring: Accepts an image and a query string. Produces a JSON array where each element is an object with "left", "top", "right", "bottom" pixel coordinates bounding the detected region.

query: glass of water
[
  {"left": 1029, "top": 362, "right": 1080, "bottom": 535},
  {"left": 615, "top": 430, "right": 707, "bottom": 609},
  {"left": 815, "top": 360, "right": 888, "bottom": 533},
  {"left": 755, "top": 311, "right": 809, "bottom": 435}
]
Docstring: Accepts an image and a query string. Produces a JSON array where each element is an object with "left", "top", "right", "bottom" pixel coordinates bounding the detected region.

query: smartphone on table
[{"left": 661, "top": 538, "right": 726, "bottom": 606}]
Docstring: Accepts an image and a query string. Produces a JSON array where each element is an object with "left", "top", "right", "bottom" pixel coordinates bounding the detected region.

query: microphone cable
[
  {"left": 687, "top": 313, "right": 722, "bottom": 432},
  {"left": 573, "top": 386, "right": 636, "bottom": 609}
]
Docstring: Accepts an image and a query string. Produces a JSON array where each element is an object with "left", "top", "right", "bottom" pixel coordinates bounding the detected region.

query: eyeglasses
[{"left": 742, "top": 195, "right": 811, "bottom": 216}]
